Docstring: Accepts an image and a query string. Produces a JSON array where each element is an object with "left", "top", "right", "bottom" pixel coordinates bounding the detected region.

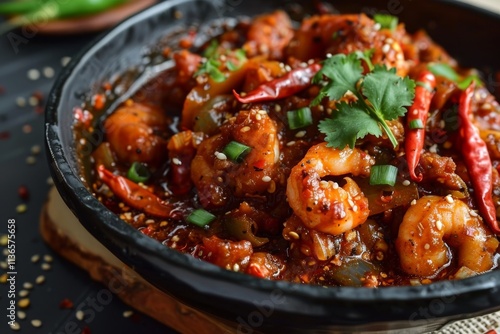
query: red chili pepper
[
  {"left": 97, "top": 165, "right": 180, "bottom": 219},
  {"left": 457, "top": 83, "right": 500, "bottom": 234},
  {"left": 233, "top": 63, "right": 321, "bottom": 104},
  {"left": 405, "top": 71, "right": 436, "bottom": 182}
]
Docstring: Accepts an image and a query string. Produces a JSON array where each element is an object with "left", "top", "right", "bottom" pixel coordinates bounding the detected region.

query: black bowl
[{"left": 45, "top": 0, "right": 500, "bottom": 332}]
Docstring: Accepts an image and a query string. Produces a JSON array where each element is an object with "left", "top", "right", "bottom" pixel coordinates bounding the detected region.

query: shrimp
[
  {"left": 191, "top": 109, "right": 280, "bottom": 207},
  {"left": 286, "top": 143, "right": 374, "bottom": 235},
  {"left": 287, "top": 13, "right": 410, "bottom": 76},
  {"left": 104, "top": 102, "right": 169, "bottom": 167},
  {"left": 396, "top": 195, "right": 499, "bottom": 277}
]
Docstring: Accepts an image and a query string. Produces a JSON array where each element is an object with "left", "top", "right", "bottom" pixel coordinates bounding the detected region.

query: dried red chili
[
  {"left": 233, "top": 63, "right": 321, "bottom": 103},
  {"left": 457, "top": 83, "right": 500, "bottom": 234},
  {"left": 97, "top": 165, "right": 181, "bottom": 219},
  {"left": 405, "top": 70, "right": 436, "bottom": 182}
]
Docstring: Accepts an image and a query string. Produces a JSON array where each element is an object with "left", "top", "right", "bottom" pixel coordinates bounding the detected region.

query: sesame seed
[
  {"left": 215, "top": 152, "right": 227, "bottom": 160},
  {"left": 145, "top": 219, "right": 155, "bottom": 225},
  {"left": 18, "top": 298, "right": 30, "bottom": 308},
  {"left": 352, "top": 205, "right": 358, "bottom": 212},
  {"left": 160, "top": 221, "right": 168, "bottom": 227},
  {"left": 35, "top": 275, "right": 45, "bottom": 284},
  {"left": 26, "top": 156, "right": 36, "bottom": 165},
  {"left": 429, "top": 144, "right": 438, "bottom": 153},
  {"left": 240, "top": 126, "right": 250, "bottom": 132},
  {"left": 43, "top": 254, "right": 53, "bottom": 262},
  {"left": 445, "top": 195, "right": 454, "bottom": 204},
  {"left": 319, "top": 180, "right": 328, "bottom": 189},
  {"left": 171, "top": 235, "right": 180, "bottom": 242},
  {"left": 28, "top": 96, "right": 39, "bottom": 106},
  {"left": 402, "top": 180, "right": 410, "bottom": 186},
  {"left": 10, "top": 322, "right": 20, "bottom": 331},
  {"left": 286, "top": 141, "right": 296, "bottom": 147},
  {"left": 61, "top": 56, "right": 71, "bottom": 67},
  {"left": 2, "top": 248, "right": 8, "bottom": 255},
  {"left": 27, "top": 69, "right": 40, "bottom": 80},
  {"left": 16, "top": 96, "right": 26, "bottom": 107},
  {"left": 31, "top": 254, "right": 40, "bottom": 263},
  {"left": 382, "top": 44, "right": 391, "bottom": 54},
  {"left": 41, "top": 263, "right": 51, "bottom": 271},
  {"left": 436, "top": 220, "right": 443, "bottom": 231},
  {"left": 424, "top": 243, "right": 430, "bottom": 250},
  {"left": 274, "top": 104, "right": 281, "bottom": 112},
  {"left": 172, "top": 157, "right": 182, "bottom": 165},
  {"left": 233, "top": 263, "right": 240, "bottom": 272},
  {"left": 19, "top": 290, "right": 29, "bottom": 297},
  {"left": 16, "top": 204, "right": 27, "bottom": 213},
  {"left": 345, "top": 230, "right": 357, "bottom": 242},
  {"left": 411, "top": 199, "right": 417, "bottom": 206},
  {"left": 17, "top": 311, "right": 26, "bottom": 320},
  {"left": 43, "top": 66, "right": 55, "bottom": 78},
  {"left": 262, "top": 176, "right": 272, "bottom": 182},
  {"left": 31, "top": 319, "right": 42, "bottom": 328},
  {"left": 31, "top": 144, "right": 41, "bottom": 155},
  {"left": 76, "top": 310, "right": 85, "bottom": 321},
  {"left": 0, "top": 235, "right": 7, "bottom": 246},
  {"left": 0, "top": 261, "right": 6, "bottom": 269},
  {"left": 326, "top": 53, "right": 332, "bottom": 58},
  {"left": 288, "top": 231, "right": 300, "bottom": 240},
  {"left": 373, "top": 23, "right": 381, "bottom": 30},
  {"left": 332, "top": 182, "right": 339, "bottom": 189},
  {"left": 123, "top": 310, "right": 134, "bottom": 318},
  {"left": 295, "top": 130, "right": 306, "bottom": 138},
  {"left": 23, "top": 282, "right": 33, "bottom": 289},
  {"left": 470, "top": 210, "right": 478, "bottom": 217},
  {"left": 284, "top": 65, "right": 292, "bottom": 72},
  {"left": 258, "top": 109, "right": 267, "bottom": 115},
  {"left": 255, "top": 114, "right": 262, "bottom": 121}
]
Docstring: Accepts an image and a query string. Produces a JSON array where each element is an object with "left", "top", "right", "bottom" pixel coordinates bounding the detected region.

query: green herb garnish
[
  {"left": 195, "top": 58, "right": 226, "bottom": 83},
  {"left": 374, "top": 14, "right": 399, "bottom": 31},
  {"left": 313, "top": 53, "right": 415, "bottom": 149},
  {"left": 370, "top": 165, "right": 398, "bottom": 186},
  {"left": 427, "top": 63, "right": 483, "bottom": 90},
  {"left": 186, "top": 209, "right": 216, "bottom": 227},
  {"left": 127, "top": 162, "right": 151, "bottom": 184}
]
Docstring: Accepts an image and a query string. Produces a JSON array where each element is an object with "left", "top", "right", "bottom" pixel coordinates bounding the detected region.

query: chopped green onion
[
  {"left": 287, "top": 107, "right": 313, "bottom": 130},
  {"left": 127, "top": 162, "right": 151, "bottom": 183},
  {"left": 223, "top": 141, "right": 251, "bottom": 163},
  {"left": 427, "top": 63, "right": 483, "bottom": 90},
  {"left": 204, "top": 39, "right": 219, "bottom": 58},
  {"left": 235, "top": 48, "right": 247, "bottom": 61},
  {"left": 226, "top": 60, "right": 239, "bottom": 71},
  {"left": 370, "top": 165, "right": 398, "bottom": 186},
  {"left": 186, "top": 209, "right": 216, "bottom": 227},
  {"left": 374, "top": 14, "right": 398, "bottom": 31},
  {"left": 409, "top": 119, "right": 424, "bottom": 129}
]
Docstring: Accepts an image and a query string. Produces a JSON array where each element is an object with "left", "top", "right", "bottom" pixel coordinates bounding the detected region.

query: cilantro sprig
[
  {"left": 427, "top": 62, "right": 483, "bottom": 90},
  {"left": 313, "top": 53, "right": 415, "bottom": 149}
]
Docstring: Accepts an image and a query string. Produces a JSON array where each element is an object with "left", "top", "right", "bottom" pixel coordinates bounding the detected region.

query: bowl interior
[{"left": 45, "top": 0, "right": 500, "bottom": 331}]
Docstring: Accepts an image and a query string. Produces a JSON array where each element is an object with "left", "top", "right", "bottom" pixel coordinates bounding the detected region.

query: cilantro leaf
[
  {"left": 362, "top": 65, "right": 415, "bottom": 120},
  {"left": 319, "top": 101, "right": 382, "bottom": 149},
  {"left": 311, "top": 53, "right": 363, "bottom": 105},
  {"left": 355, "top": 49, "right": 375, "bottom": 71}
]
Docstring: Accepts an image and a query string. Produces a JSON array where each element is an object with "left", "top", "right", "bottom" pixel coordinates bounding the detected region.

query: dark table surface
[{"left": 0, "top": 9, "right": 176, "bottom": 334}]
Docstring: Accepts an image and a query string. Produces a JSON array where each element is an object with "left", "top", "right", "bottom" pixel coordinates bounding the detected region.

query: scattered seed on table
[
  {"left": 31, "top": 254, "right": 40, "bottom": 263},
  {"left": 0, "top": 234, "right": 7, "bottom": 246},
  {"left": 61, "top": 56, "right": 71, "bottom": 67},
  {"left": 16, "top": 96, "right": 26, "bottom": 107},
  {"left": 123, "top": 310, "right": 134, "bottom": 318},
  {"left": 10, "top": 322, "right": 20, "bottom": 331},
  {"left": 16, "top": 204, "right": 27, "bottom": 213},
  {"left": 26, "top": 156, "right": 36, "bottom": 165},
  {"left": 0, "top": 273, "right": 7, "bottom": 283},
  {"left": 23, "top": 282, "right": 33, "bottom": 289},
  {"left": 35, "top": 275, "right": 45, "bottom": 285},
  {"left": 27, "top": 69, "right": 40, "bottom": 80},
  {"left": 17, "top": 310, "right": 26, "bottom": 320},
  {"left": 18, "top": 298, "right": 30, "bottom": 308},
  {"left": 43, "top": 254, "right": 53, "bottom": 262},
  {"left": 43, "top": 66, "right": 55, "bottom": 78},
  {"left": 31, "top": 319, "right": 42, "bottom": 328},
  {"left": 3, "top": 248, "right": 9, "bottom": 256},
  {"left": 41, "top": 263, "right": 51, "bottom": 271},
  {"left": 0, "top": 261, "right": 6, "bottom": 269},
  {"left": 76, "top": 310, "right": 85, "bottom": 321},
  {"left": 28, "top": 96, "right": 39, "bottom": 107},
  {"left": 18, "top": 290, "right": 29, "bottom": 297}
]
